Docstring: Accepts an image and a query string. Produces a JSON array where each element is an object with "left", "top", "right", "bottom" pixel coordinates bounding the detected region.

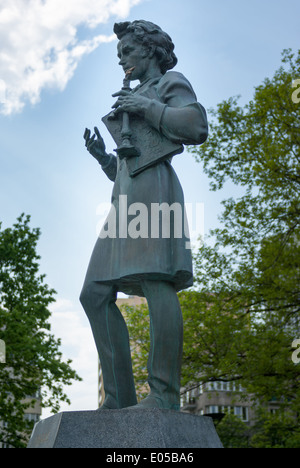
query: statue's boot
[
  {"left": 80, "top": 281, "right": 137, "bottom": 410},
  {"left": 129, "top": 281, "right": 183, "bottom": 411}
]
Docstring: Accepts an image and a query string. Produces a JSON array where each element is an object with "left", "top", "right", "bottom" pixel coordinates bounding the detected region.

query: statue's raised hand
[{"left": 84, "top": 127, "right": 108, "bottom": 165}]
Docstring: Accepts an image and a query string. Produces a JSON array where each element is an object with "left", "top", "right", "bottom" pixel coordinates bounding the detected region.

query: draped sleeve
[
  {"left": 100, "top": 153, "right": 118, "bottom": 182},
  {"left": 144, "top": 71, "right": 208, "bottom": 145}
]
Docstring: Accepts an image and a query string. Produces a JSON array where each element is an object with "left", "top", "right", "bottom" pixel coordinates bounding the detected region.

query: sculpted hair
[{"left": 114, "top": 20, "right": 178, "bottom": 75}]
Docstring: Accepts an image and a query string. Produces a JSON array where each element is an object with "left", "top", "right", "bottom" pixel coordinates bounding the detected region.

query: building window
[
  {"left": 206, "top": 381, "right": 244, "bottom": 392},
  {"left": 180, "top": 385, "right": 201, "bottom": 407},
  {"left": 206, "top": 405, "right": 219, "bottom": 414},
  {"left": 234, "top": 406, "right": 249, "bottom": 422},
  {"left": 206, "top": 405, "right": 249, "bottom": 422},
  {"left": 24, "top": 413, "right": 40, "bottom": 424}
]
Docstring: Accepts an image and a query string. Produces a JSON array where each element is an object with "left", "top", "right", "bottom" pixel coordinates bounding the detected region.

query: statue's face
[{"left": 117, "top": 34, "right": 150, "bottom": 82}]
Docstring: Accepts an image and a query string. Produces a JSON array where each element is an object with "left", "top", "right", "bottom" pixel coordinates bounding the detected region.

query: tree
[
  {"left": 214, "top": 414, "right": 250, "bottom": 448},
  {"left": 189, "top": 48, "right": 299, "bottom": 311},
  {"left": 0, "top": 214, "right": 81, "bottom": 448},
  {"left": 187, "top": 48, "right": 300, "bottom": 425},
  {"left": 250, "top": 408, "right": 300, "bottom": 448}
]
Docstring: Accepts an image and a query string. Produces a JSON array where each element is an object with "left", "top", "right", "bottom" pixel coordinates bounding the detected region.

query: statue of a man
[{"left": 80, "top": 20, "right": 208, "bottom": 411}]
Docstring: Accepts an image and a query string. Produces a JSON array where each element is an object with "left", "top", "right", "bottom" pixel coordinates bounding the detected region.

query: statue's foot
[
  {"left": 96, "top": 404, "right": 115, "bottom": 410},
  {"left": 96, "top": 395, "right": 119, "bottom": 410},
  {"left": 126, "top": 395, "right": 180, "bottom": 411},
  {"left": 97, "top": 394, "right": 138, "bottom": 410}
]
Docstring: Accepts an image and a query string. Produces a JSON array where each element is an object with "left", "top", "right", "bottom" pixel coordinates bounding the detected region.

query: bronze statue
[{"left": 80, "top": 20, "right": 208, "bottom": 411}]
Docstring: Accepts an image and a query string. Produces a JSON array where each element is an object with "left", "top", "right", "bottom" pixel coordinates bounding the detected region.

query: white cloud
[{"left": 0, "top": 0, "right": 142, "bottom": 115}]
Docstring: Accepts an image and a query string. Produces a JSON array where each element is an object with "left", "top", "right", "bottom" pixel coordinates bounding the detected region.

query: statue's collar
[{"left": 132, "top": 76, "right": 162, "bottom": 93}]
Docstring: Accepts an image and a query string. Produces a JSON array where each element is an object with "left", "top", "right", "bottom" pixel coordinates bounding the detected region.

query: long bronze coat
[{"left": 84, "top": 71, "right": 208, "bottom": 296}]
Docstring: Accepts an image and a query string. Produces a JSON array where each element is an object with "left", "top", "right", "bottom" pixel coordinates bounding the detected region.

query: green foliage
[
  {"left": 0, "top": 214, "right": 81, "bottom": 448},
  {"left": 250, "top": 409, "right": 300, "bottom": 448},
  {"left": 214, "top": 410, "right": 300, "bottom": 448},
  {"left": 187, "top": 48, "right": 300, "bottom": 445},
  {"left": 214, "top": 414, "right": 250, "bottom": 448},
  {"left": 189, "top": 48, "right": 300, "bottom": 270}
]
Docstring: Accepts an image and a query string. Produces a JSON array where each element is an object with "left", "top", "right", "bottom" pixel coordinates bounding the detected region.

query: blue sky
[{"left": 1, "top": 0, "right": 299, "bottom": 416}]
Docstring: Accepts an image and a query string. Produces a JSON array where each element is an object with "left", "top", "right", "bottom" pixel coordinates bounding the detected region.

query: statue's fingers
[
  {"left": 111, "top": 97, "right": 125, "bottom": 109},
  {"left": 111, "top": 100, "right": 120, "bottom": 109},
  {"left": 87, "top": 139, "right": 96, "bottom": 152},
  {"left": 112, "top": 90, "right": 130, "bottom": 97},
  {"left": 86, "top": 134, "right": 95, "bottom": 147},
  {"left": 94, "top": 127, "right": 103, "bottom": 141},
  {"left": 112, "top": 105, "right": 123, "bottom": 114},
  {"left": 84, "top": 128, "right": 91, "bottom": 143}
]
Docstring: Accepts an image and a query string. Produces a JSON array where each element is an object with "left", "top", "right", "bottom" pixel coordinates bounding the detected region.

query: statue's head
[{"left": 114, "top": 20, "right": 177, "bottom": 75}]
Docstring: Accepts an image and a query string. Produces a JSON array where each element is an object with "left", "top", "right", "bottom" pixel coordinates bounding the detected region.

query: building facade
[
  {"left": 181, "top": 382, "right": 253, "bottom": 423},
  {"left": 180, "top": 381, "right": 282, "bottom": 426}
]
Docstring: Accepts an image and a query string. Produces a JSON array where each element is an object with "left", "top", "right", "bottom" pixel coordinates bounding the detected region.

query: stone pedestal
[{"left": 27, "top": 408, "right": 223, "bottom": 448}]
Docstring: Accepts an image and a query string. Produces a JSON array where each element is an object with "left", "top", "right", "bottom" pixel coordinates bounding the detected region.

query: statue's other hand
[{"left": 84, "top": 127, "right": 108, "bottom": 163}]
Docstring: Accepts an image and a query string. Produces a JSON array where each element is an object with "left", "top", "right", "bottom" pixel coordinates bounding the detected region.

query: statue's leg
[
  {"left": 136, "top": 280, "right": 183, "bottom": 411},
  {"left": 80, "top": 281, "right": 137, "bottom": 409}
]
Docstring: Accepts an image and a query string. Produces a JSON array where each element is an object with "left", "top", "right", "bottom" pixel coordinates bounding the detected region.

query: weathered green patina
[{"left": 80, "top": 20, "right": 208, "bottom": 411}]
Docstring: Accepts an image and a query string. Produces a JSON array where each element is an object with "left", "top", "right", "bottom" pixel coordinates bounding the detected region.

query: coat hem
[{"left": 91, "top": 271, "right": 193, "bottom": 297}]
